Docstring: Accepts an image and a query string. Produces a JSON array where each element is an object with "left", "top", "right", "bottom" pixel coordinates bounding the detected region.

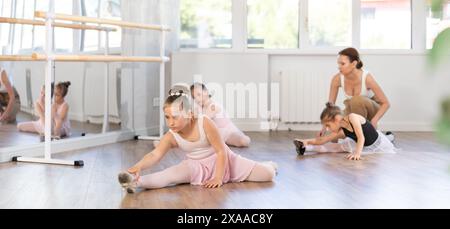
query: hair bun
[
  {"left": 62, "top": 81, "right": 71, "bottom": 87},
  {"left": 169, "top": 84, "right": 190, "bottom": 98},
  {"left": 357, "top": 60, "right": 364, "bottom": 69},
  {"left": 168, "top": 89, "right": 188, "bottom": 97}
]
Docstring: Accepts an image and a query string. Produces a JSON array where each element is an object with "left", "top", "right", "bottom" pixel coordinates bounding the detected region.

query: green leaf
[
  {"left": 437, "top": 97, "right": 450, "bottom": 146},
  {"left": 443, "top": 97, "right": 450, "bottom": 119},
  {"left": 436, "top": 117, "right": 450, "bottom": 146},
  {"left": 431, "top": 0, "right": 444, "bottom": 19},
  {"left": 428, "top": 28, "right": 450, "bottom": 68}
]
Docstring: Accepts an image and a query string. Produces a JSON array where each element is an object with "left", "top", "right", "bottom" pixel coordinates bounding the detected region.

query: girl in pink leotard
[
  {"left": 117, "top": 88, "right": 276, "bottom": 193},
  {"left": 17, "top": 82, "right": 71, "bottom": 140},
  {"left": 190, "top": 83, "right": 251, "bottom": 148}
]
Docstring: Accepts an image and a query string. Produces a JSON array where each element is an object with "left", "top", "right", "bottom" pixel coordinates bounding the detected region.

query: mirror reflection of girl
[
  {"left": 52, "top": 81, "right": 71, "bottom": 139},
  {"left": 190, "top": 83, "right": 251, "bottom": 148},
  {"left": 17, "top": 82, "right": 71, "bottom": 140},
  {"left": 118, "top": 89, "right": 276, "bottom": 193},
  {"left": 0, "top": 68, "right": 21, "bottom": 123}
]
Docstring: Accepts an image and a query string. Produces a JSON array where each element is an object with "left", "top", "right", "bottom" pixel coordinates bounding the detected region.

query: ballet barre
[
  {"left": 34, "top": 11, "right": 171, "bottom": 31},
  {"left": 31, "top": 53, "right": 170, "bottom": 63},
  {"left": 0, "top": 55, "right": 36, "bottom": 61},
  {"left": 0, "top": 54, "right": 170, "bottom": 63},
  {"left": 0, "top": 16, "right": 116, "bottom": 31}
]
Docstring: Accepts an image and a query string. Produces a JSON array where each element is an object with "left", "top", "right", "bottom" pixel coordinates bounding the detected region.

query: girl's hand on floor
[
  {"left": 346, "top": 152, "right": 362, "bottom": 161},
  {"left": 0, "top": 114, "right": 8, "bottom": 121},
  {"left": 203, "top": 177, "right": 223, "bottom": 189}
]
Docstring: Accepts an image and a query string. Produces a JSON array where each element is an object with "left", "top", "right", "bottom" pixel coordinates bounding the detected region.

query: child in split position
[
  {"left": 118, "top": 89, "right": 277, "bottom": 193},
  {"left": 293, "top": 103, "right": 396, "bottom": 160},
  {"left": 190, "top": 83, "right": 251, "bottom": 147}
]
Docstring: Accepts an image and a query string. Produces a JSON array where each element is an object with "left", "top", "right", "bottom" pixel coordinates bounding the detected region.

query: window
[
  {"left": 33, "top": 0, "right": 48, "bottom": 51},
  {"left": 179, "top": 0, "right": 418, "bottom": 51},
  {"left": 81, "top": 0, "right": 121, "bottom": 52},
  {"left": 307, "top": 0, "right": 352, "bottom": 47},
  {"left": 360, "top": 0, "right": 412, "bottom": 49},
  {"left": 180, "top": 0, "right": 232, "bottom": 48},
  {"left": 20, "top": 0, "right": 35, "bottom": 51},
  {"left": 54, "top": 0, "right": 73, "bottom": 52},
  {"left": 247, "top": 0, "right": 299, "bottom": 49},
  {"left": 0, "top": 0, "right": 13, "bottom": 54},
  {"left": 99, "top": 0, "right": 121, "bottom": 49},
  {"left": 1, "top": 0, "right": 121, "bottom": 53},
  {"left": 426, "top": 0, "right": 450, "bottom": 49},
  {"left": 32, "top": 0, "right": 73, "bottom": 52},
  {"left": 82, "top": 0, "right": 100, "bottom": 51},
  {"left": 12, "top": 0, "right": 24, "bottom": 53}
]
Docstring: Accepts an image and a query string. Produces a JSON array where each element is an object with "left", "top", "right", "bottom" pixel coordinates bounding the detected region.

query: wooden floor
[
  {"left": 0, "top": 131, "right": 450, "bottom": 209},
  {"left": 0, "top": 112, "right": 121, "bottom": 148}
]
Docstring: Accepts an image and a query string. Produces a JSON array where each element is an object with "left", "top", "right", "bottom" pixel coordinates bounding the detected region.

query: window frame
[
  {"left": 179, "top": 0, "right": 234, "bottom": 49},
  {"left": 179, "top": 0, "right": 427, "bottom": 55},
  {"left": 79, "top": 0, "right": 121, "bottom": 54},
  {"left": 0, "top": 0, "right": 122, "bottom": 54},
  {"left": 1, "top": 0, "right": 76, "bottom": 54},
  {"left": 0, "top": 0, "right": 435, "bottom": 55}
]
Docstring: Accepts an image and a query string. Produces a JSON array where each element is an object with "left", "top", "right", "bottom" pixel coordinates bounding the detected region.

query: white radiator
[{"left": 280, "top": 70, "right": 330, "bottom": 124}]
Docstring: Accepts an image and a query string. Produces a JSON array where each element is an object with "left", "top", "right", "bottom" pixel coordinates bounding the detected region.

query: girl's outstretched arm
[
  {"left": 299, "top": 131, "right": 345, "bottom": 146},
  {"left": 203, "top": 116, "right": 227, "bottom": 188},
  {"left": 128, "top": 132, "right": 176, "bottom": 180}
]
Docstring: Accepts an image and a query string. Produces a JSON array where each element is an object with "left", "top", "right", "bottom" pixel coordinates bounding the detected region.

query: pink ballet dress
[
  {"left": 54, "top": 101, "right": 71, "bottom": 137},
  {"left": 30, "top": 120, "right": 44, "bottom": 134},
  {"left": 197, "top": 101, "right": 241, "bottom": 141},
  {"left": 24, "top": 101, "right": 70, "bottom": 137},
  {"left": 169, "top": 115, "right": 256, "bottom": 185}
]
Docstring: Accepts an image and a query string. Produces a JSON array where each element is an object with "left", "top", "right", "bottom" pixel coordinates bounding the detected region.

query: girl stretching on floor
[
  {"left": 293, "top": 103, "right": 396, "bottom": 160},
  {"left": 190, "top": 83, "right": 251, "bottom": 147},
  {"left": 118, "top": 89, "right": 276, "bottom": 193}
]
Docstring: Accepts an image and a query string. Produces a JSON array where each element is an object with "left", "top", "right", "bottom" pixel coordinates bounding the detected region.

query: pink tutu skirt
[
  {"left": 183, "top": 147, "right": 256, "bottom": 185},
  {"left": 215, "top": 117, "right": 241, "bottom": 142}
]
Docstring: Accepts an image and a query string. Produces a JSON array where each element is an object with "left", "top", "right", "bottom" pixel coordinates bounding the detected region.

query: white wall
[
  {"left": 172, "top": 52, "right": 269, "bottom": 130},
  {"left": 172, "top": 52, "right": 450, "bottom": 132}
]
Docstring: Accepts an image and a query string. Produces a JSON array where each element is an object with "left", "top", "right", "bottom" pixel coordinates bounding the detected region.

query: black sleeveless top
[{"left": 342, "top": 118, "right": 379, "bottom": 146}]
